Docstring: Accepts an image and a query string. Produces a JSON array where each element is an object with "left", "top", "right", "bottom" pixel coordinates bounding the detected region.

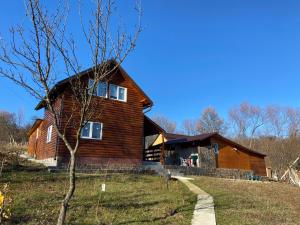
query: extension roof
[
  {"left": 159, "top": 132, "right": 266, "bottom": 157},
  {"left": 27, "top": 119, "right": 43, "bottom": 136}
]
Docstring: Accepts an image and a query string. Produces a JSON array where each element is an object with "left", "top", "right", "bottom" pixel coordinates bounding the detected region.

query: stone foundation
[
  {"left": 165, "top": 165, "right": 254, "bottom": 180},
  {"left": 56, "top": 156, "right": 141, "bottom": 170}
]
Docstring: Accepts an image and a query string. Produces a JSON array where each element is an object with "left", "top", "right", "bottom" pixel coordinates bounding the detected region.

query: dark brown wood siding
[
  {"left": 212, "top": 138, "right": 266, "bottom": 176},
  {"left": 28, "top": 98, "right": 62, "bottom": 160},
  {"left": 56, "top": 70, "right": 145, "bottom": 165}
]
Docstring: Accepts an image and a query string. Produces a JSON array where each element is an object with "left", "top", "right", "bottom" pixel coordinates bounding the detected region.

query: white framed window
[
  {"left": 36, "top": 128, "right": 39, "bottom": 139},
  {"left": 81, "top": 122, "right": 103, "bottom": 140},
  {"left": 109, "top": 84, "right": 127, "bottom": 102},
  {"left": 46, "top": 125, "right": 52, "bottom": 143},
  {"left": 88, "top": 79, "right": 107, "bottom": 97}
]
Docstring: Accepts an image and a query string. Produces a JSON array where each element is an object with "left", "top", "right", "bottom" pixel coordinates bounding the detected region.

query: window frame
[
  {"left": 109, "top": 84, "right": 127, "bottom": 102},
  {"left": 88, "top": 79, "right": 108, "bottom": 98},
  {"left": 80, "top": 121, "right": 103, "bottom": 140},
  {"left": 46, "top": 125, "right": 52, "bottom": 143}
]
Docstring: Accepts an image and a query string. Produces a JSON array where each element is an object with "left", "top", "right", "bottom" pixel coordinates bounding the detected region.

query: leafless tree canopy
[
  {"left": 152, "top": 115, "right": 177, "bottom": 133},
  {"left": 0, "top": 0, "right": 142, "bottom": 224},
  {"left": 196, "top": 107, "right": 227, "bottom": 134},
  {"left": 0, "top": 110, "right": 30, "bottom": 144},
  {"left": 181, "top": 119, "right": 198, "bottom": 136}
]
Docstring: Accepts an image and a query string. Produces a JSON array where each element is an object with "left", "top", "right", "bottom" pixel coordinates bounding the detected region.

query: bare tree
[
  {"left": 152, "top": 115, "right": 176, "bottom": 133},
  {"left": 264, "top": 105, "right": 288, "bottom": 138},
  {"left": 196, "top": 107, "right": 226, "bottom": 134},
  {"left": 229, "top": 102, "right": 264, "bottom": 148},
  {"left": 286, "top": 108, "right": 300, "bottom": 138},
  {"left": 0, "top": 0, "right": 141, "bottom": 224},
  {"left": 182, "top": 119, "right": 198, "bottom": 135},
  {"left": 0, "top": 111, "right": 17, "bottom": 144}
]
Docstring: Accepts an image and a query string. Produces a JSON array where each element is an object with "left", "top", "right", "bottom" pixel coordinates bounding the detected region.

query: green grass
[
  {"left": 0, "top": 168, "right": 196, "bottom": 225},
  {"left": 192, "top": 176, "right": 300, "bottom": 225}
]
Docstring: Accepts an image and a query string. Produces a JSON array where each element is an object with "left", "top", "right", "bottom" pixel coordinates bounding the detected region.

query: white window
[
  {"left": 88, "top": 79, "right": 107, "bottom": 97},
  {"left": 81, "top": 122, "right": 103, "bottom": 140},
  {"left": 46, "top": 125, "right": 52, "bottom": 143},
  {"left": 109, "top": 84, "right": 127, "bottom": 102},
  {"left": 36, "top": 128, "right": 39, "bottom": 139}
]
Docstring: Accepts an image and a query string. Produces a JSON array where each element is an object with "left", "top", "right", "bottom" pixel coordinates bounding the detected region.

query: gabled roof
[
  {"left": 35, "top": 60, "right": 153, "bottom": 110},
  {"left": 144, "top": 115, "right": 165, "bottom": 136},
  {"left": 27, "top": 119, "right": 43, "bottom": 136},
  {"left": 158, "top": 132, "right": 266, "bottom": 157}
]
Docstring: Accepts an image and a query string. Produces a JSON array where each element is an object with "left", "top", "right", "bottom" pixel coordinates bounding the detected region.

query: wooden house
[
  {"left": 147, "top": 132, "right": 267, "bottom": 176},
  {"left": 27, "top": 61, "right": 160, "bottom": 168}
]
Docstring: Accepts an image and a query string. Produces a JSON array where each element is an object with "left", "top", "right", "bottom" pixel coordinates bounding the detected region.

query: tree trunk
[{"left": 57, "top": 152, "right": 76, "bottom": 225}]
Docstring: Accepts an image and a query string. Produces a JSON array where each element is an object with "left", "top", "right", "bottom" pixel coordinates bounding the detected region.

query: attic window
[
  {"left": 109, "top": 84, "right": 127, "bottom": 102},
  {"left": 88, "top": 79, "right": 107, "bottom": 97}
]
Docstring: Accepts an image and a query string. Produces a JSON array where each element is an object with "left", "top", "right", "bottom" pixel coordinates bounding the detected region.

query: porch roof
[{"left": 161, "top": 132, "right": 266, "bottom": 157}]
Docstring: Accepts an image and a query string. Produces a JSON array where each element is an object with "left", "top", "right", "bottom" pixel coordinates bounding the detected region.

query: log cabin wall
[
  {"left": 28, "top": 97, "right": 62, "bottom": 160},
  {"left": 28, "top": 121, "right": 43, "bottom": 158},
  {"left": 211, "top": 137, "right": 266, "bottom": 176},
  {"left": 56, "top": 70, "right": 145, "bottom": 167}
]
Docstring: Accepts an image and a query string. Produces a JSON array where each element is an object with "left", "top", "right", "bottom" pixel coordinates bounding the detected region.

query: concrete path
[{"left": 173, "top": 176, "right": 216, "bottom": 225}]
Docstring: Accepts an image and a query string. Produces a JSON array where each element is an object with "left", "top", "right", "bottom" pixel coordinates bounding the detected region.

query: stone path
[{"left": 173, "top": 176, "right": 216, "bottom": 225}]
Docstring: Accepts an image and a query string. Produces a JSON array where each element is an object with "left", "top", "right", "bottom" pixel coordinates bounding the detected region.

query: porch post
[{"left": 160, "top": 132, "right": 165, "bottom": 165}]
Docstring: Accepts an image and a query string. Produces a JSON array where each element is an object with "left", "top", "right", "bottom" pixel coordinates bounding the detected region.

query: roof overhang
[
  {"left": 35, "top": 59, "right": 153, "bottom": 110},
  {"left": 144, "top": 115, "right": 165, "bottom": 136},
  {"left": 158, "top": 132, "right": 267, "bottom": 157},
  {"left": 27, "top": 119, "right": 43, "bottom": 137}
]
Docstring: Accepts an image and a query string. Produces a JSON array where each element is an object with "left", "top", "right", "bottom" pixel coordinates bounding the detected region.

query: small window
[
  {"left": 81, "top": 122, "right": 103, "bottom": 140},
  {"left": 118, "top": 87, "right": 126, "bottom": 101},
  {"left": 89, "top": 79, "right": 107, "bottom": 97},
  {"left": 109, "top": 84, "right": 127, "bottom": 101},
  {"left": 212, "top": 143, "right": 219, "bottom": 154},
  {"left": 109, "top": 84, "right": 118, "bottom": 99},
  {"left": 98, "top": 82, "right": 107, "bottom": 97},
  {"left": 36, "top": 128, "right": 39, "bottom": 139},
  {"left": 46, "top": 125, "right": 52, "bottom": 143}
]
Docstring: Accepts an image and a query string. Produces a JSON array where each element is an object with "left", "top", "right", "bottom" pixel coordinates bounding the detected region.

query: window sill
[
  {"left": 80, "top": 137, "right": 102, "bottom": 141},
  {"left": 90, "top": 95, "right": 126, "bottom": 102}
]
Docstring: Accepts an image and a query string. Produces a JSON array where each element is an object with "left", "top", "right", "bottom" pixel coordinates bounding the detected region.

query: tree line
[
  {"left": 152, "top": 102, "right": 300, "bottom": 171},
  {"left": 0, "top": 110, "right": 32, "bottom": 145}
]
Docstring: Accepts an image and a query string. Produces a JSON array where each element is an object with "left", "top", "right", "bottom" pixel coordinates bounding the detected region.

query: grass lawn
[
  {"left": 192, "top": 176, "right": 300, "bottom": 225},
  {"left": 0, "top": 167, "right": 196, "bottom": 225}
]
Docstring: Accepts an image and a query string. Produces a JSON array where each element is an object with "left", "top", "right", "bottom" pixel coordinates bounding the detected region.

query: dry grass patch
[
  {"left": 1, "top": 169, "right": 196, "bottom": 225},
  {"left": 192, "top": 176, "right": 300, "bottom": 225}
]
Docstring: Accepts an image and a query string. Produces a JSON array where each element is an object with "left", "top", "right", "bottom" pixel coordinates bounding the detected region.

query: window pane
[
  {"left": 88, "top": 79, "right": 97, "bottom": 95},
  {"left": 98, "top": 82, "right": 107, "bottom": 97},
  {"left": 81, "top": 122, "right": 90, "bottom": 137},
  {"left": 92, "top": 123, "right": 101, "bottom": 139},
  {"left": 109, "top": 84, "right": 118, "bottom": 99},
  {"left": 118, "top": 87, "right": 126, "bottom": 101}
]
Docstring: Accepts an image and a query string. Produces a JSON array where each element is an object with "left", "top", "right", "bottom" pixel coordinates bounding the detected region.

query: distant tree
[
  {"left": 182, "top": 119, "right": 198, "bottom": 136},
  {"left": 264, "top": 105, "right": 288, "bottom": 138},
  {"left": 0, "top": 111, "right": 17, "bottom": 144},
  {"left": 152, "top": 115, "right": 176, "bottom": 133},
  {"left": 196, "top": 107, "right": 226, "bottom": 134},
  {"left": 229, "top": 102, "right": 264, "bottom": 148},
  {"left": 286, "top": 108, "right": 300, "bottom": 138}
]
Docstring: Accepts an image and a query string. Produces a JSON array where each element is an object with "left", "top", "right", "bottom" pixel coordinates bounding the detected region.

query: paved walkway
[{"left": 173, "top": 176, "right": 216, "bottom": 225}]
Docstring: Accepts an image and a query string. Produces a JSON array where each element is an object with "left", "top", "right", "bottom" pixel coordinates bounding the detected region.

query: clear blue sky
[{"left": 1, "top": 0, "right": 300, "bottom": 125}]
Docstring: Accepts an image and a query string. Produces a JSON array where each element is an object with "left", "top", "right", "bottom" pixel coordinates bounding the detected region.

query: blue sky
[{"left": 1, "top": 1, "right": 300, "bottom": 126}]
